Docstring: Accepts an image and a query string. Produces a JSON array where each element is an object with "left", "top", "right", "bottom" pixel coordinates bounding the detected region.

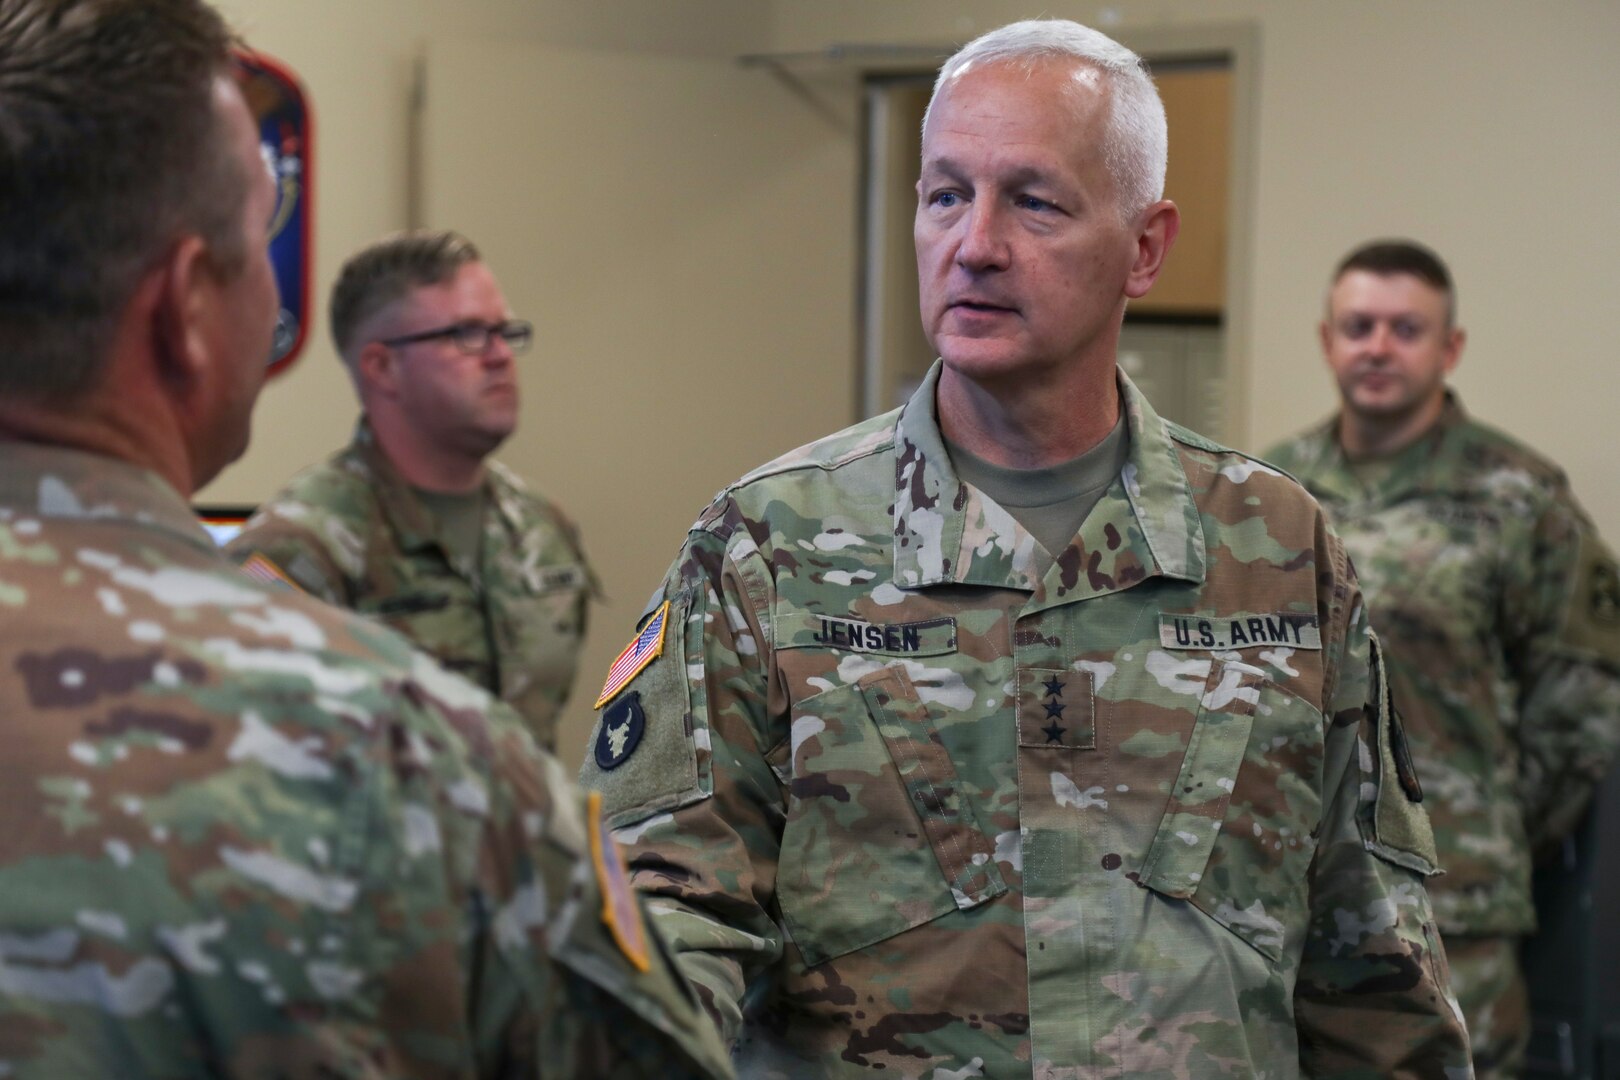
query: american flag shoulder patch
[
  {"left": 238, "top": 553, "right": 302, "bottom": 593},
  {"left": 594, "top": 600, "right": 669, "bottom": 709}
]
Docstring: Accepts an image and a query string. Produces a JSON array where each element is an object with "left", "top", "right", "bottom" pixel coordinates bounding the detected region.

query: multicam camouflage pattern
[
  {"left": 0, "top": 441, "right": 731, "bottom": 1079},
  {"left": 1265, "top": 396, "right": 1620, "bottom": 936},
  {"left": 227, "top": 420, "right": 594, "bottom": 751},
  {"left": 583, "top": 364, "right": 1471, "bottom": 1078},
  {"left": 1443, "top": 936, "right": 1530, "bottom": 1078}
]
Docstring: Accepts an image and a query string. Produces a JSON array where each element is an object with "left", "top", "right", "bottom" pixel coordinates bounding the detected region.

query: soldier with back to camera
[{"left": 0, "top": 0, "right": 729, "bottom": 1075}]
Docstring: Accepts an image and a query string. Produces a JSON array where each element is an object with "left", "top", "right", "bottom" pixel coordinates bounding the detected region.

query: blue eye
[
  {"left": 932, "top": 191, "right": 960, "bottom": 208},
  {"left": 1016, "top": 195, "right": 1053, "bottom": 212}
]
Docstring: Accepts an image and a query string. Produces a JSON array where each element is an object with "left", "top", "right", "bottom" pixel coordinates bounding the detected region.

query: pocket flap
[
  {"left": 859, "top": 668, "right": 1006, "bottom": 909},
  {"left": 1137, "top": 660, "right": 1265, "bottom": 900}
]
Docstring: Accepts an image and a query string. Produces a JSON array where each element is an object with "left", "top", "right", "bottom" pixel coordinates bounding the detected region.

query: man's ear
[
  {"left": 356, "top": 340, "right": 399, "bottom": 398},
  {"left": 1443, "top": 325, "right": 1466, "bottom": 376},
  {"left": 151, "top": 235, "right": 216, "bottom": 394},
  {"left": 1124, "top": 200, "right": 1181, "bottom": 300}
]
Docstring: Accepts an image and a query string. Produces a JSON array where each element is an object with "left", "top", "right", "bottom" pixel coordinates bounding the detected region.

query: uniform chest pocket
[
  {"left": 776, "top": 665, "right": 1006, "bottom": 966},
  {"left": 363, "top": 589, "right": 466, "bottom": 646},
  {"left": 1347, "top": 502, "right": 1500, "bottom": 632},
  {"left": 1137, "top": 659, "right": 1325, "bottom": 962},
  {"left": 498, "top": 564, "right": 589, "bottom": 676}
]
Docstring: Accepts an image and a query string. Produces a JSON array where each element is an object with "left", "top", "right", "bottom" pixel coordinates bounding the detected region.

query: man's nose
[
  {"left": 956, "top": 203, "right": 1010, "bottom": 271},
  {"left": 482, "top": 334, "right": 515, "bottom": 365},
  {"left": 1365, "top": 322, "right": 1394, "bottom": 357}
]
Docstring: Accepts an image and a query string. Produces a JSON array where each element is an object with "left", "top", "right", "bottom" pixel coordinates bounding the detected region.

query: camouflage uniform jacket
[
  {"left": 582, "top": 364, "right": 1471, "bottom": 1078},
  {"left": 0, "top": 441, "right": 732, "bottom": 1079},
  {"left": 1265, "top": 396, "right": 1620, "bottom": 936},
  {"left": 227, "top": 419, "right": 594, "bottom": 751}
]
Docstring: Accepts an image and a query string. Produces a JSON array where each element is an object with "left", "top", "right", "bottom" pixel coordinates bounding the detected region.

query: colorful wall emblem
[{"left": 237, "top": 51, "right": 313, "bottom": 377}]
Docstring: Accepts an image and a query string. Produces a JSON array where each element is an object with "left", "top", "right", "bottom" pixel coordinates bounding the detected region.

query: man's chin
[
  {"left": 939, "top": 344, "right": 1039, "bottom": 381},
  {"left": 473, "top": 421, "right": 516, "bottom": 456},
  {"left": 1345, "top": 392, "right": 1418, "bottom": 421}
]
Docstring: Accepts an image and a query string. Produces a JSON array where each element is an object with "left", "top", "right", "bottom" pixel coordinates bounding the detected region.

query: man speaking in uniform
[
  {"left": 0, "top": 1, "right": 728, "bottom": 1074},
  {"left": 229, "top": 231, "right": 592, "bottom": 751},
  {"left": 1266, "top": 239, "right": 1620, "bottom": 1077},
  {"left": 581, "top": 19, "right": 1471, "bottom": 1077}
]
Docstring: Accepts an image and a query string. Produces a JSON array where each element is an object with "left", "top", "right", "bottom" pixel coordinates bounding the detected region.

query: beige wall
[
  {"left": 767, "top": 0, "right": 1620, "bottom": 541},
  {"left": 203, "top": 0, "right": 770, "bottom": 506},
  {"left": 416, "top": 39, "right": 861, "bottom": 762},
  {"left": 207, "top": 0, "right": 1620, "bottom": 761}
]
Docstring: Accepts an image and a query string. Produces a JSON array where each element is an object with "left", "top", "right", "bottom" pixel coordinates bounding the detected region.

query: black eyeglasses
[{"left": 378, "top": 319, "right": 533, "bottom": 355}]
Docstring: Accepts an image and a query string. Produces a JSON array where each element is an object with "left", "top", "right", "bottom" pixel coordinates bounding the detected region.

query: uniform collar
[
  {"left": 1297, "top": 390, "right": 1468, "bottom": 503},
  {"left": 348, "top": 417, "right": 441, "bottom": 554},
  {"left": 890, "top": 362, "right": 1205, "bottom": 606},
  {"left": 347, "top": 417, "right": 522, "bottom": 569},
  {"left": 348, "top": 419, "right": 595, "bottom": 594},
  {"left": 0, "top": 440, "right": 218, "bottom": 556}
]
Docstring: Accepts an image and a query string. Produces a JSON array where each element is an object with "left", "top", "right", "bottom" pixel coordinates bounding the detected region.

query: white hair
[{"left": 923, "top": 19, "right": 1168, "bottom": 220}]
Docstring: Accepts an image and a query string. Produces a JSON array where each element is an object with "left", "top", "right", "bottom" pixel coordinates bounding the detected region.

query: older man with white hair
[{"left": 581, "top": 19, "right": 1472, "bottom": 1077}]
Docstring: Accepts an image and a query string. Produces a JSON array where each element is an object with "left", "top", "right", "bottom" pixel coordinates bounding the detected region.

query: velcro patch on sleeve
[
  {"left": 594, "top": 600, "right": 669, "bottom": 709},
  {"left": 238, "top": 553, "right": 303, "bottom": 593},
  {"left": 1561, "top": 529, "right": 1620, "bottom": 657},
  {"left": 580, "top": 590, "right": 706, "bottom": 827},
  {"left": 586, "top": 790, "right": 650, "bottom": 973},
  {"left": 1363, "top": 632, "right": 1441, "bottom": 876},
  {"left": 1158, "top": 612, "right": 1321, "bottom": 650}
]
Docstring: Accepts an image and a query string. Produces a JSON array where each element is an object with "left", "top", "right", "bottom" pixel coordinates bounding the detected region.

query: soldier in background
[
  {"left": 580, "top": 19, "right": 1470, "bottom": 1077},
  {"left": 0, "top": 1, "right": 729, "bottom": 1075},
  {"left": 229, "top": 231, "right": 593, "bottom": 752},
  {"left": 1266, "top": 239, "right": 1620, "bottom": 1077}
]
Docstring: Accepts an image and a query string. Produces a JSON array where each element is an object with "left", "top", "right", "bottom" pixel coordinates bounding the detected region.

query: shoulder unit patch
[{"left": 594, "top": 691, "right": 646, "bottom": 770}]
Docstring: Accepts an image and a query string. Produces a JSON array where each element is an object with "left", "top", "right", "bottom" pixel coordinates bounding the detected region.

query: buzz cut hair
[
  {"left": 0, "top": 0, "right": 245, "bottom": 403},
  {"left": 923, "top": 18, "right": 1168, "bottom": 222},
  {"left": 328, "top": 230, "right": 481, "bottom": 361},
  {"left": 1333, "top": 239, "right": 1457, "bottom": 325}
]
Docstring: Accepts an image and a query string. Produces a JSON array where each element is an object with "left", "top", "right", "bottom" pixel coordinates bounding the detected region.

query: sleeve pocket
[{"left": 1362, "top": 631, "right": 1442, "bottom": 876}]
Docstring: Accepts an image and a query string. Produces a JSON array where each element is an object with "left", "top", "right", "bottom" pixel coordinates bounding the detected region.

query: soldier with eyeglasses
[{"left": 230, "top": 230, "right": 596, "bottom": 751}]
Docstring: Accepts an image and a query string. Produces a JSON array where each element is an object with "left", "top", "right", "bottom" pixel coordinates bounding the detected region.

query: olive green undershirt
[
  {"left": 946, "top": 413, "right": 1130, "bottom": 558},
  {"left": 413, "top": 486, "right": 487, "bottom": 570}
]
